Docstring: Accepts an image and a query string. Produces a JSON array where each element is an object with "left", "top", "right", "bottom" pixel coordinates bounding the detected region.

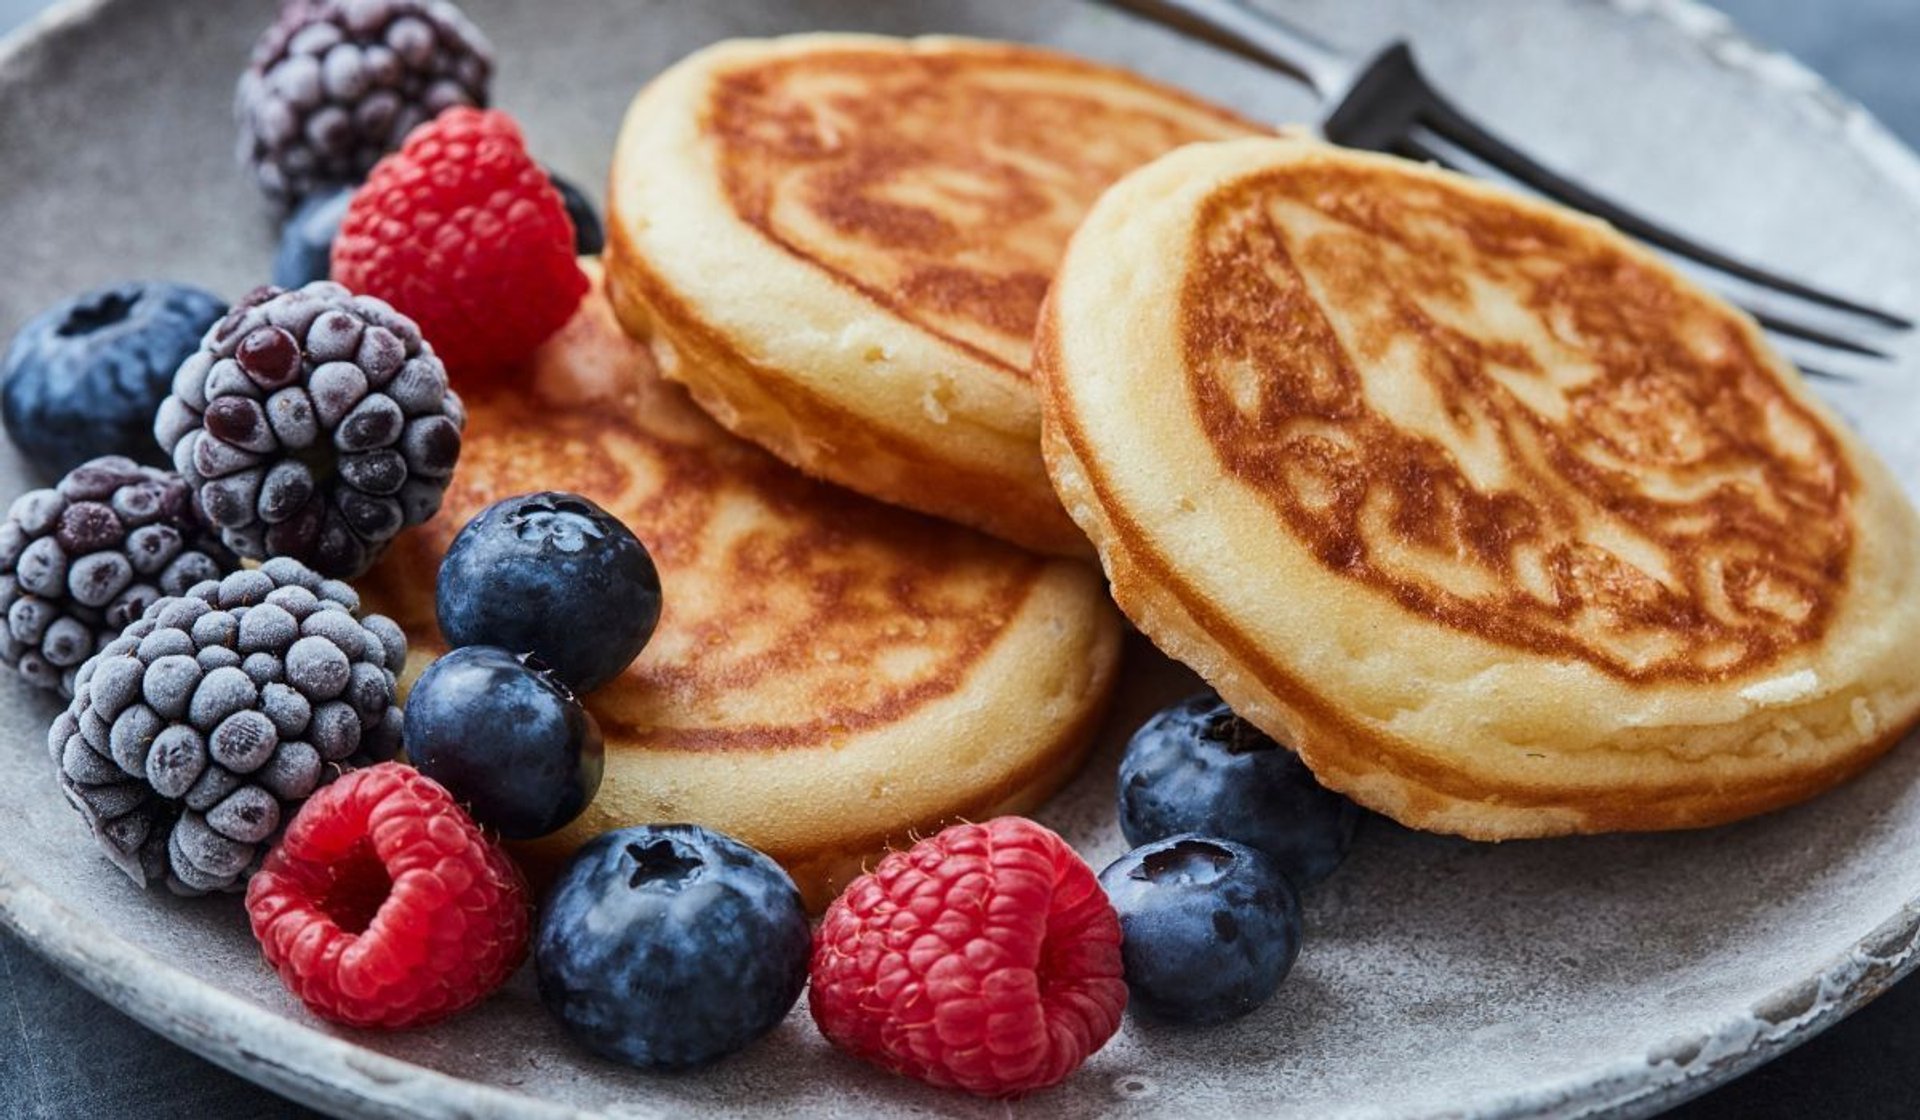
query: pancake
[
  {"left": 1036, "top": 138, "right": 1920, "bottom": 838},
  {"left": 361, "top": 262, "right": 1122, "bottom": 907},
  {"left": 604, "top": 34, "right": 1267, "bottom": 557}
]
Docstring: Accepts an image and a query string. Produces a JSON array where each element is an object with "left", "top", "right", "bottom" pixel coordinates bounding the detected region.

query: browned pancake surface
[
  {"left": 362, "top": 275, "right": 1048, "bottom": 750},
  {"left": 709, "top": 44, "right": 1264, "bottom": 375},
  {"left": 1181, "top": 165, "right": 1854, "bottom": 682}
]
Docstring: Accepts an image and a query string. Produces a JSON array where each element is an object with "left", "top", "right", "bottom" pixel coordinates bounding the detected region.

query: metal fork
[{"left": 1102, "top": 0, "right": 1915, "bottom": 380}]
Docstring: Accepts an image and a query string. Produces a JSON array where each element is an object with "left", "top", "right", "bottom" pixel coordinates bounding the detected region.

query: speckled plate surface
[{"left": 3, "top": 1, "right": 1920, "bottom": 1117}]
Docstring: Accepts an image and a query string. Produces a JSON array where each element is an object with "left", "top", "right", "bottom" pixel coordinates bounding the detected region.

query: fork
[{"left": 1101, "top": 0, "right": 1914, "bottom": 381}]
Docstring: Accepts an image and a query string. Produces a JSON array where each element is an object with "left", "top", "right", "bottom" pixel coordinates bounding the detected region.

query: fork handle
[{"left": 1097, "top": 0, "right": 1357, "bottom": 97}]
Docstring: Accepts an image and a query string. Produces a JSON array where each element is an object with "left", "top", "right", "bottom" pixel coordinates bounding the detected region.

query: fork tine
[
  {"left": 1414, "top": 92, "right": 1915, "bottom": 334},
  {"left": 1405, "top": 124, "right": 1903, "bottom": 364},
  {"left": 1389, "top": 134, "right": 1450, "bottom": 168},
  {"left": 1385, "top": 132, "right": 1888, "bottom": 379},
  {"left": 1102, "top": 0, "right": 1915, "bottom": 337},
  {"left": 1763, "top": 335, "right": 1901, "bottom": 383},
  {"left": 1745, "top": 310, "right": 1892, "bottom": 360}
]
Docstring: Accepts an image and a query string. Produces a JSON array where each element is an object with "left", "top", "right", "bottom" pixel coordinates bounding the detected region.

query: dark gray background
[{"left": 1, "top": 0, "right": 1916, "bottom": 1117}]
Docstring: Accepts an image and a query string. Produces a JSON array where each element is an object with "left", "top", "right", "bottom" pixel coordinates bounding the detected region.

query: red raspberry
[
  {"left": 245, "top": 762, "right": 530, "bottom": 1030},
  {"left": 331, "top": 107, "right": 586, "bottom": 383},
  {"left": 809, "top": 817, "right": 1127, "bottom": 1098}
]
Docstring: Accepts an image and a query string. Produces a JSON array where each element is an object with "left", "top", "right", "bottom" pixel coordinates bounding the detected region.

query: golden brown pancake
[
  {"left": 361, "top": 263, "right": 1122, "bottom": 907},
  {"left": 1037, "top": 138, "right": 1920, "bottom": 838},
  {"left": 604, "top": 34, "right": 1268, "bottom": 557}
]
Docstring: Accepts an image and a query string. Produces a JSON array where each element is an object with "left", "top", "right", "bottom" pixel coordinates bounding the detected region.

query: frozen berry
[
  {"left": 273, "top": 184, "right": 356, "bottom": 289},
  {"left": 435, "top": 492, "right": 660, "bottom": 693},
  {"left": 246, "top": 762, "right": 529, "bottom": 1028},
  {"left": 1099, "top": 835, "right": 1302, "bottom": 1025},
  {"left": 332, "top": 108, "right": 587, "bottom": 381},
  {"left": 2, "top": 283, "right": 226, "bottom": 479},
  {"left": 810, "top": 817, "right": 1126, "bottom": 1098},
  {"left": 536, "top": 824, "right": 810, "bottom": 1070},
  {"left": 404, "top": 645, "right": 603, "bottom": 839},
  {"left": 48, "top": 558, "right": 406, "bottom": 894},
  {"left": 1119, "top": 693, "right": 1359, "bottom": 888},
  {"left": 273, "top": 170, "right": 597, "bottom": 291},
  {"left": 548, "top": 171, "right": 604, "bottom": 256},
  {"left": 236, "top": 0, "right": 494, "bottom": 204},
  {"left": 0, "top": 458, "right": 234, "bottom": 697},
  {"left": 153, "top": 281, "right": 464, "bottom": 578}
]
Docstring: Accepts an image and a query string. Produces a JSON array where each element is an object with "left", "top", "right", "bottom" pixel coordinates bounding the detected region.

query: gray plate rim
[{"left": 3, "top": 0, "right": 1920, "bottom": 1117}]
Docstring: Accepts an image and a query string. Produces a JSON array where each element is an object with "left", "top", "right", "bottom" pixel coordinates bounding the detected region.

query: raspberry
[
  {"left": 245, "top": 762, "right": 529, "bottom": 1028},
  {"left": 809, "top": 817, "right": 1127, "bottom": 1098},
  {"left": 331, "top": 108, "right": 587, "bottom": 382}
]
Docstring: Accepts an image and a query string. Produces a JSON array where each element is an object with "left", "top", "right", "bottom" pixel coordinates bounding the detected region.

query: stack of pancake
[{"left": 363, "top": 33, "right": 1920, "bottom": 905}]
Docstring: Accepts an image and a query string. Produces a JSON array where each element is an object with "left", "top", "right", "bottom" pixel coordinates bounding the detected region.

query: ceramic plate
[{"left": 4, "top": 1, "right": 1920, "bottom": 1117}]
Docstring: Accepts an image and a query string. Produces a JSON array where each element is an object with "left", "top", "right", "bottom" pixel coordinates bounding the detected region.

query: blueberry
[
  {"left": 403, "top": 645, "right": 603, "bottom": 840},
  {"left": 535, "top": 824, "right": 810, "bottom": 1070},
  {"left": 3, "top": 282, "right": 226, "bottom": 479},
  {"left": 271, "top": 184, "right": 354, "bottom": 289},
  {"left": 1100, "top": 835, "right": 1302, "bottom": 1025},
  {"left": 1119, "top": 693, "right": 1359, "bottom": 888},
  {"left": 436, "top": 492, "right": 661, "bottom": 694},
  {"left": 547, "top": 172, "right": 605, "bottom": 256}
]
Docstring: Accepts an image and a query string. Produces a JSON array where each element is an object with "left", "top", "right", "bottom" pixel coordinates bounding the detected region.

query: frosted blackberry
[
  {"left": 237, "top": 0, "right": 494, "bottom": 203},
  {"left": 0, "top": 457, "right": 234, "bottom": 698},
  {"left": 48, "top": 559, "right": 408, "bottom": 895},
  {"left": 155, "top": 281, "right": 465, "bottom": 578}
]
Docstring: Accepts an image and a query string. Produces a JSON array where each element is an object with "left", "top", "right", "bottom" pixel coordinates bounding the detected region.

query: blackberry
[
  {"left": 154, "top": 281, "right": 465, "bottom": 579},
  {"left": 2, "top": 282, "right": 226, "bottom": 479},
  {"left": 0, "top": 457, "right": 234, "bottom": 698},
  {"left": 48, "top": 559, "right": 408, "bottom": 895},
  {"left": 237, "top": 0, "right": 494, "bottom": 204}
]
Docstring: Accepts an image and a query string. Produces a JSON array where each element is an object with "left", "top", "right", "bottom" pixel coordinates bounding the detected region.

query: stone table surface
[{"left": 1, "top": 0, "right": 1917, "bottom": 1117}]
